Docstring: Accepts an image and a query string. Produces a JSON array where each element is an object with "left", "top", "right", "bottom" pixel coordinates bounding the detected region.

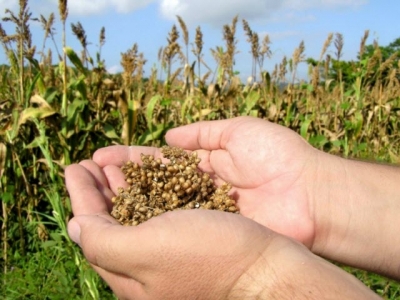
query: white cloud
[
  {"left": 59, "top": 0, "right": 154, "bottom": 15},
  {"left": 284, "top": 0, "right": 368, "bottom": 10},
  {"left": 160, "top": 0, "right": 282, "bottom": 25},
  {"left": 0, "top": 0, "right": 18, "bottom": 16},
  {"left": 107, "top": 64, "right": 121, "bottom": 74},
  {"left": 0, "top": 0, "right": 155, "bottom": 17},
  {"left": 159, "top": 0, "right": 368, "bottom": 25}
]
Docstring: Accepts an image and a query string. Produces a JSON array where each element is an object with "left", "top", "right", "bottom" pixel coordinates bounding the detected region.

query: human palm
[{"left": 93, "top": 117, "right": 319, "bottom": 246}]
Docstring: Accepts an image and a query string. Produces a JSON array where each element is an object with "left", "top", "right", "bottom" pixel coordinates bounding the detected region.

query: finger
[
  {"left": 78, "top": 160, "right": 117, "bottom": 211},
  {"left": 65, "top": 163, "right": 110, "bottom": 215},
  {"left": 68, "top": 214, "right": 153, "bottom": 281},
  {"left": 102, "top": 164, "right": 129, "bottom": 195},
  {"left": 93, "top": 145, "right": 163, "bottom": 168},
  {"left": 165, "top": 117, "right": 257, "bottom": 150},
  {"left": 69, "top": 209, "right": 271, "bottom": 281}
]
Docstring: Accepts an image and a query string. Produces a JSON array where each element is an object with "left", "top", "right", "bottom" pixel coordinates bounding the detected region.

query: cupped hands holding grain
[
  {"left": 93, "top": 117, "right": 320, "bottom": 246},
  {"left": 66, "top": 148, "right": 380, "bottom": 300}
]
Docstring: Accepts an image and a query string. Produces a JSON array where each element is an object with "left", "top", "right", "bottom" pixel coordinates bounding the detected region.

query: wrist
[
  {"left": 230, "top": 235, "right": 380, "bottom": 299},
  {"left": 310, "top": 152, "right": 400, "bottom": 279}
]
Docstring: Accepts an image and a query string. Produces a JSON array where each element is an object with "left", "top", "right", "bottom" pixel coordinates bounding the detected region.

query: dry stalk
[
  {"left": 291, "top": 40, "right": 305, "bottom": 84},
  {"left": 58, "top": 0, "right": 68, "bottom": 116},
  {"left": 259, "top": 34, "right": 272, "bottom": 76},
  {"left": 319, "top": 33, "right": 333, "bottom": 63},
  {"left": 176, "top": 15, "right": 189, "bottom": 64},
  {"left": 278, "top": 57, "right": 287, "bottom": 82},
  {"left": 163, "top": 24, "right": 182, "bottom": 82},
  {"left": 334, "top": 33, "right": 344, "bottom": 61},
  {"left": 359, "top": 30, "right": 370, "bottom": 59},
  {"left": 222, "top": 15, "right": 238, "bottom": 77},
  {"left": 71, "top": 22, "right": 88, "bottom": 64}
]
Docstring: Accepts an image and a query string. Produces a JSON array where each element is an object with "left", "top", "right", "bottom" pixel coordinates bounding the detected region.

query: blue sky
[{"left": 0, "top": 0, "right": 399, "bottom": 81}]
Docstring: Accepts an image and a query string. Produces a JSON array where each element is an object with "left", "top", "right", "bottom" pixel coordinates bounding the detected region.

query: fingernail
[{"left": 68, "top": 219, "right": 81, "bottom": 246}]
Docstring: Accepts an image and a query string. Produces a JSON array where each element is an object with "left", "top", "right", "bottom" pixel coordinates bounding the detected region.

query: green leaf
[
  {"left": 64, "top": 47, "right": 87, "bottom": 75},
  {"left": 300, "top": 119, "right": 312, "bottom": 139},
  {"left": 244, "top": 91, "right": 260, "bottom": 115},
  {"left": 41, "top": 241, "right": 58, "bottom": 249},
  {"left": 103, "top": 123, "right": 120, "bottom": 140},
  {"left": 146, "top": 95, "right": 162, "bottom": 130},
  {"left": 137, "top": 124, "right": 165, "bottom": 145},
  {"left": 309, "top": 134, "right": 328, "bottom": 148},
  {"left": 18, "top": 106, "right": 57, "bottom": 126}
]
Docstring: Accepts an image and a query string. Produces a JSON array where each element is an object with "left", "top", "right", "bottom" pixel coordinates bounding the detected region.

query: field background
[{"left": 1, "top": 1, "right": 400, "bottom": 299}]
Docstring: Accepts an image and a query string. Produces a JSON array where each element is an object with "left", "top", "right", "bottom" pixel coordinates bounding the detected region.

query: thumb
[{"left": 67, "top": 214, "right": 153, "bottom": 279}]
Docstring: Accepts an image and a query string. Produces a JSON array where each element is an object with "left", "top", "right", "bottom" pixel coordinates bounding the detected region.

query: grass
[{"left": 0, "top": 0, "right": 399, "bottom": 298}]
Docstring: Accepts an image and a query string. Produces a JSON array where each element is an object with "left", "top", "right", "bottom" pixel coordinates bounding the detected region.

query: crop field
[{"left": 1, "top": 1, "right": 400, "bottom": 299}]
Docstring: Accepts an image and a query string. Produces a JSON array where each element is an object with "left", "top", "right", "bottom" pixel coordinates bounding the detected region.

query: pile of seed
[{"left": 111, "top": 146, "right": 239, "bottom": 226}]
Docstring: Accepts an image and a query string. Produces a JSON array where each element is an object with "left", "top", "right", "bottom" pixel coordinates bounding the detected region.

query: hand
[
  {"left": 66, "top": 160, "right": 380, "bottom": 300},
  {"left": 65, "top": 159, "right": 290, "bottom": 299},
  {"left": 93, "top": 117, "right": 320, "bottom": 246}
]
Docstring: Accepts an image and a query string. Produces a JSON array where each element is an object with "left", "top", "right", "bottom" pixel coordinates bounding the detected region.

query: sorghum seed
[
  {"left": 157, "top": 182, "right": 164, "bottom": 188},
  {"left": 138, "top": 207, "right": 148, "bottom": 213},
  {"left": 228, "top": 206, "right": 238, "bottom": 212},
  {"left": 172, "top": 194, "right": 178, "bottom": 202}
]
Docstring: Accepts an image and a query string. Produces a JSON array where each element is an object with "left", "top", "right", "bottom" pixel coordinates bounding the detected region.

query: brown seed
[
  {"left": 157, "top": 182, "right": 164, "bottom": 189},
  {"left": 172, "top": 200, "right": 180, "bottom": 208},
  {"left": 112, "top": 211, "right": 121, "bottom": 219},
  {"left": 228, "top": 206, "right": 238, "bottom": 212},
  {"left": 224, "top": 199, "right": 235, "bottom": 206},
  {"left": 164, "top": 182, "right": 172, "bottom": 191},
  {"left": 172, "top": 194, "right": 178, "bottom": 202},
  {"left": 138, "top": 207, "right": 148, "bottom": 213},
  {"left": 202, "top": 173, "right": 210, "bottom": 182},
  {"left": 182, "top": 181, "right": 191, "bottom": 189},
  {"left": 204, "top": 201, "right": 214, "bottom": 209},
  {"left": 174, "top": 184, "right": 181, "bottom": 192}
]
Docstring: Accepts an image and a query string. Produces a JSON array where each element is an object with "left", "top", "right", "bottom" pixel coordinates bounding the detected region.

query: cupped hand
[
  {"left": 93, "top": 117, "right": 320, "bottom": 246},
  {"left": 65, "top": 160, "right": 295, "bottom": 299}
]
